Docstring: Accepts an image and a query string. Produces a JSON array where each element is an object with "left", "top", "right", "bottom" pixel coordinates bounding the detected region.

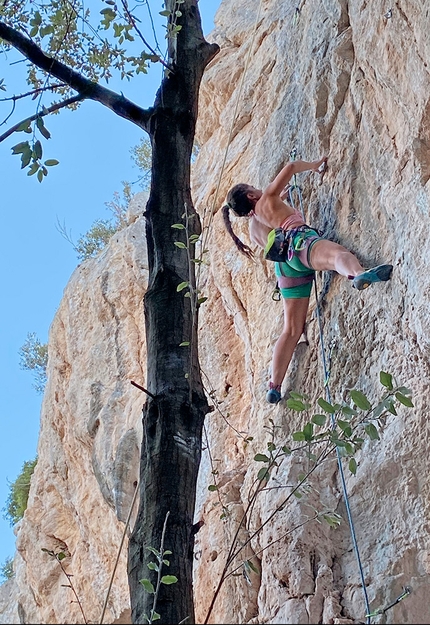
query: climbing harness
[{"left": 264, "top": 224, "right": 321, "bottom": 263}]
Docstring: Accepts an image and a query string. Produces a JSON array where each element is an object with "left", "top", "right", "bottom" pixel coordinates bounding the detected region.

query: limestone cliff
[{"left": 1, "top": 0, "right": 430, "bottom": 623}]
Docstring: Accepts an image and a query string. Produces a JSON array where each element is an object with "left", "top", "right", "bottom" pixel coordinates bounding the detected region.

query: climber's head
[{"left": 221, "top": 184, "right": 259, "bottom": 259}]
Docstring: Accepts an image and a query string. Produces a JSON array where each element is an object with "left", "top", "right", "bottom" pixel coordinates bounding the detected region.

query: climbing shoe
[
  {"left": 351, "top": 264, "right": 393, "bottom": 290},
  {"left": 266, "top": 386, "right": 282, "bottom": 404}
]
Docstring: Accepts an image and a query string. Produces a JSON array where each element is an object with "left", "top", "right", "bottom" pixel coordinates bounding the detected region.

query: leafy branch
[
  {"left": 139, "top": 511, "right": 178, "bottom": 623},
  {"left": 202, "top": 370, "right": 414, "bottom": 623}
]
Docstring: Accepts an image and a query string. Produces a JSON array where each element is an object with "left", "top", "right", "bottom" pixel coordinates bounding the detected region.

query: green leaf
[
  {"left": 372, "top": 401, "right": 386, "bottom": 418},
  {"left": 322, "top": 512, "right": 342, "bottom": 527},
  {"left": 37, "top": 169, "right": 44, "bottom": 183},
  {"left": 159, "top": 10, "right": 171, "bottom": 16},
  {"left": 208, "top": 484, "right": 218, "bottom": 491},
  {"left": 100, "top": 7, "right": 116, "bottom": 17},
  {"left": 27, "top": 162, "right": 39, "bottom": 176},
  {"left": 364, "top": 423, "right": 380, "bottom": 440},
  {"left": 171, "top": 223, "right": 185, "bottom": 229},
  {"left": 139, "top": 578, "right": 155, "bottom": 594},
  {"left": 335, "top": 443, "right": 348, "bottom": 456},
  {"left": 36, "top": 118, "right": 51, "bottom": 139},
  {"left": 292, "top": 431, "right": 306, "bottom": 441},
  {"left": 288, "top": 391, "right": 308, "bottom": 400},
  {"left": 311, "top": 414, "right": 326, "bottom": 426},
  {"left": 161, "top": 575, "right": 178, "bottom": 585},
  {"left": 257, "top": 467, "right": 269, "bottom": 481},
  {"left": 189, "top": 234, "right": 200, "bottom": 243},
  {"left": 146, "top": 547, "right": 160, "bottom": 556},
  {"left": 57, "top": 552, "right": 66, "bottom": 561},
  {"left": 397, "top": 386, "right": 412, "bottom": 396},
  {"left": 344, "top": 442, "right": 355, "bottom": 455},
  {"left": 33, "top": 140, "right": 42, "bottom": 160},
  {"left": 317, "top": 397, "right": 335, "bottom": 413},
  {"left": 384, "top": 398, "right": 397, "bottom": 415},
  {"left": 341, "top": 405, "right": 357, "bottom": 417},
  {"left": 281, "top": 445, "right": 291, "bottom": 454},
  {"left": 286, "top": 398, "right": 306, "bottom": 411},
  {"left": 16, "top": 121, "right": 32, "bottom": 133},
  {"left": 151, "top": 612, "right": 161, "bottom": 621},
  {"left": 303, "top": 422, "right": 314, "bottom": 441},
  {"left": 350, "top": 389, "right": 371, "bottom": 410},
  {"left": 179, "top": 341, "right": 190, "bottom": 347},
  {"left": 337, "top": 419, "right": 351, "bottom": 432},
  {"left": 41, "top": 548, "right": 55, "bottom": 556},
  {"left": 395, "top": 392, "right": 414, "bottom": 407},
  {"left": 177, "top": 281, "right": 189, "bottom": 292},
  {"left": 11, "top": 141, "right": 30, "bottom": 155},
  {"left": 31, "top": 10, "right": 42, "bottom": 26},
  {"left": 40, "top": 25, "right": 55, "bottom": 37},
  {"left": 147, "top": 562, "right": 158, "bottom": 571},
  {"left": 44, "top": 159, "right": 59, "bottom": 167},
  {"left": 246, "top": 559, "right": 260, "bottom": 574},
  {"left": 163, "top": 550, "right": 172, "bottom": 555},
  {"left": 21, "top": 150, "right": 32, "bottom": 169},
  {"left": 348, "top": 458, "right": 357, "bottom": 475},
  {"left": 254, "top": 453, "right": 270, "bottom": 462},
  {"left": 197, "top": 297, "right": 208, "bottom": 305},
  {"left": 174, "top": 241, "right": 187, "bottom": 249},
  {"left": 162, "top": 559, "right": 170, "bottom": 566},
  {"left": 380, "top": 371, "right": 393, "bottom": 389}
]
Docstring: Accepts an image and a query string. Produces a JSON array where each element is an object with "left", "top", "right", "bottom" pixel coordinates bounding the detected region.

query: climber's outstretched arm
[{"left": 265, "top": 156, "right": 328, "bottom": 197}]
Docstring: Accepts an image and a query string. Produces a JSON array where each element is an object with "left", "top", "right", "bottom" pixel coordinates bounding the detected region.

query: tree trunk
[
  {"left": 127, "top": 3, "right": 218, "bottom": 623},
  {"left": 0, "top": 1, "right": 219, "bottom": 620}
]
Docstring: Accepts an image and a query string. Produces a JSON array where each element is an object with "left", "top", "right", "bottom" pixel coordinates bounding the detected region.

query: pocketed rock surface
[{"left": 1, "top": 1, "right": 430, "bottom": 623}]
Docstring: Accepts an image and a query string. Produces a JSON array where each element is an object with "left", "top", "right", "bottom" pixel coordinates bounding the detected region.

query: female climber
[{"left": 222, "top": 155, "right": 393, "bottom": 404}]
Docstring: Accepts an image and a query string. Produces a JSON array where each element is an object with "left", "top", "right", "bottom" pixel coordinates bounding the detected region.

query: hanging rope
[{"left": 288, "top": 149, "right": 371, "bottom": 623}]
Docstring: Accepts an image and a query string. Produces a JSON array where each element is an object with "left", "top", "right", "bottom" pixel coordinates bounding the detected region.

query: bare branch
[
  {"left": 0, "top": 83, "right": 67, "bottom": 103},
  {"left": 0, "top": 93, "right": 83, "bottom": 143}
]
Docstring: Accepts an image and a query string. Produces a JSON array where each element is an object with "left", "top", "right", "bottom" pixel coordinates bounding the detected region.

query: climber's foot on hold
[
  {"left": 266, "top": 383, "right": 282, "bottom": 404},
  {"left": 351, "top": 264, "right": 393, "bottom": 290}
]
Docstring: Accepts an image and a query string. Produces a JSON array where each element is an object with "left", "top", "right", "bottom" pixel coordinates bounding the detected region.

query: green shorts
[{"left": 275, "top": 228, "right": 322, "bottom": 299}]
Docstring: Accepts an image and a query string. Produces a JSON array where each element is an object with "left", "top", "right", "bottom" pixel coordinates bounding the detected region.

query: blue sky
[{"left": 0, "top": 0, "right": 221, "bottom": 570}]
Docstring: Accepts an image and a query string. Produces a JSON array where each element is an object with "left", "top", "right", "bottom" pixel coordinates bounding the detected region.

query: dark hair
[{"left": 222, "top": 184, "right": 255, "bottom": 259}]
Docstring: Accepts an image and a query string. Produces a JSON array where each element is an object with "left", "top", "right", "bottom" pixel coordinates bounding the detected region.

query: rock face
[{"left": 2, "top": 1, "right": 430, "bottom": 623}]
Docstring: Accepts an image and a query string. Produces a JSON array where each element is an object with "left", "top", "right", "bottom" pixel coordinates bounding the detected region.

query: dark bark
[
  {"left": 127, "top": 3, "right": 219, "bottom": 623},
  {"left": 1, "top": 2, "right": 219, "bottom": 622}
]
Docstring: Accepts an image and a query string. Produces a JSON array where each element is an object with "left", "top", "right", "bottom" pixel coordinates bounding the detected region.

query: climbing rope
[{"left": 287, "top": 150, "right": 372, "bottom": 623}]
